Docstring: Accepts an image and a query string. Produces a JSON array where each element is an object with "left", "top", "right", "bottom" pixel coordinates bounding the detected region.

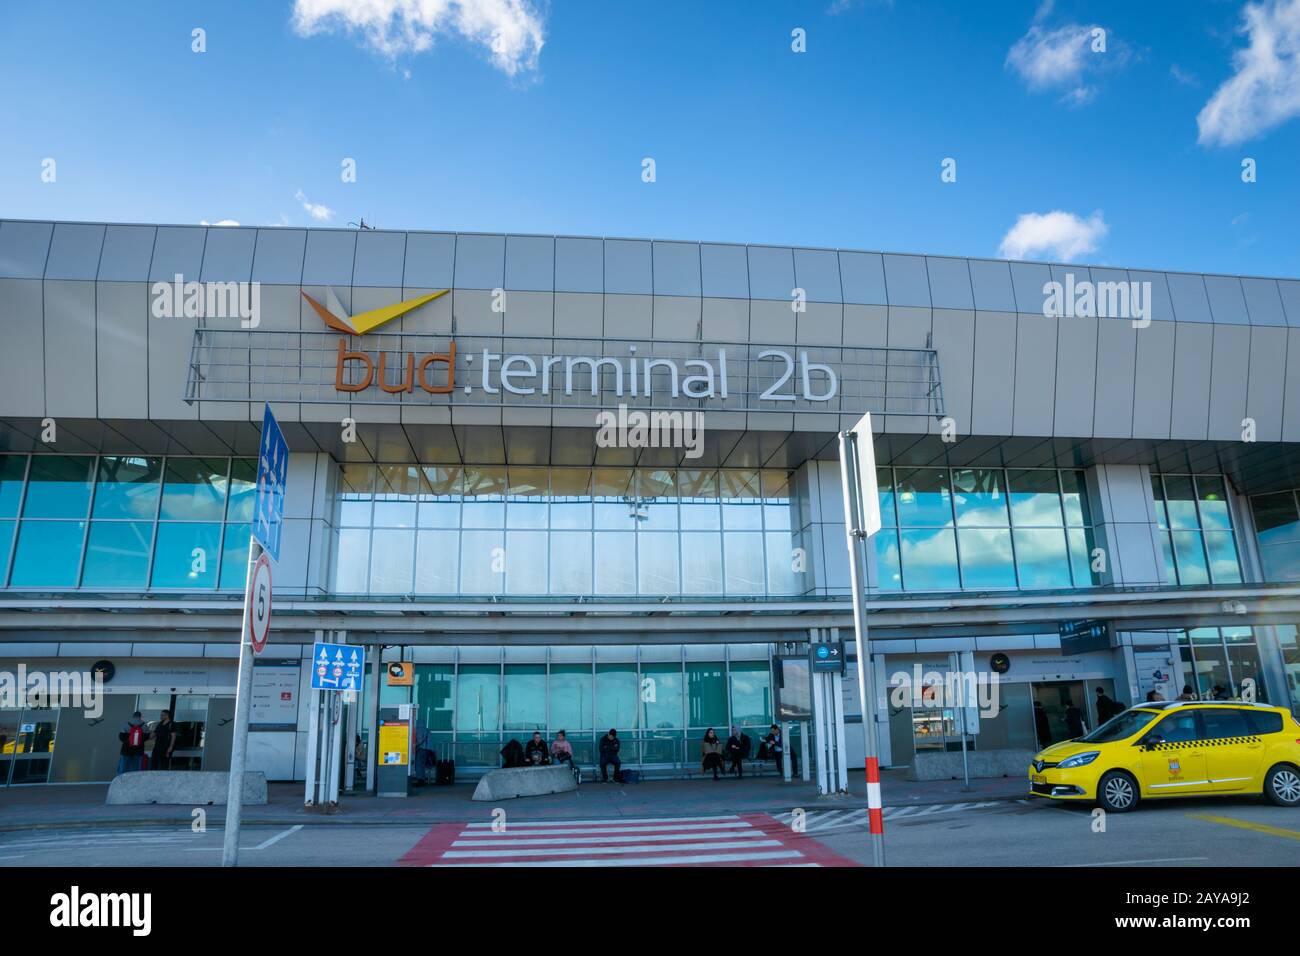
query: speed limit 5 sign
[{"left": 247, "top": 552, "right": 273, "bottom": 654}]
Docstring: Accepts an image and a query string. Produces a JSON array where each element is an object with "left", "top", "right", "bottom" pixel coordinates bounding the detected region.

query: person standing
[
  {"left": 1093, "top": 687, "right": 1116, "bottom": 725},
  {"left": 150, "top": 710, "right": 176, "bottom": 771},
  {"left": 1033, "top": 700, "right": 1051, "bottom": 748},
  {"left": 598, "top": 728, "right": 622, "bottom": 783},
  {"left": 1063, "top": 699, "right": 1086, "bottom": 738},
  {"left": 117, "top": 711, "right": 148, "bottom": 776}
]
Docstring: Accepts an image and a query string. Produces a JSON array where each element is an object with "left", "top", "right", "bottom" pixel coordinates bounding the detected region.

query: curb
[{"left": 0, "top": 791, "right": 1028, "bottom": 833}]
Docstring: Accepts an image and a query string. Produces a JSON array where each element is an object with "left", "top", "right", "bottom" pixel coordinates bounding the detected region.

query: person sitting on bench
[
  {"left": 725, "top": 725, "right": 750, "bottom": 778},
  {"left": 700, "top": 728, "right": 725, "bottom": 780},
  {"left": 524, "top": 731, "right": 551, "bottom": 765},
  {"left": 598, "top": 728, "right": 622, "bottom": 783},
  {"left": 550, "top": 730, "right": 574, "bottom": 765}
]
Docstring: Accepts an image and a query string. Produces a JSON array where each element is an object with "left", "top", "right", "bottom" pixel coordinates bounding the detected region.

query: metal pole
[
  {"left": 839, "top": 428, "right": 886, "bottom": 867},
  {"left": 222, "top": 536, "right": 263, "bottom": 868},
  {"left": 953, "top": 652, "right": 971, "bottom": 791},
  {"left": 365, "top": 644, "right": 381, "bottom": 794}
]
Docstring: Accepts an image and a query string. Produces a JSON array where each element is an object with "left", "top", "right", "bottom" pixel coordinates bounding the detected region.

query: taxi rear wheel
[
  {"left": 1264, "top": 764, "right": 1300, "bottom": 807},
  {"left": 1097, "top": 771, "right": 1139, "bottom": 813}
]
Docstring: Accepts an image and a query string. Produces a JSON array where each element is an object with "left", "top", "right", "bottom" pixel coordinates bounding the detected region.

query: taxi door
[
  {"left": 1137, "top": 710, "right": 1211, "bottom": 796},
  {"left": 1200, "top": 708, "right": 1266, "bottom": 792}
]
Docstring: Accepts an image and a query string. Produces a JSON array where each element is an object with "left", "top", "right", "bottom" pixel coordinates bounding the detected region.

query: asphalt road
[{"left": 2, "top": 796, "right": 1297, "bottom": 867}]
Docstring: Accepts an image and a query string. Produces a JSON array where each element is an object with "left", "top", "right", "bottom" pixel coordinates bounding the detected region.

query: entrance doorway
[{"left": 1031, "top": 681, "right": 1086, "bottom": 747}]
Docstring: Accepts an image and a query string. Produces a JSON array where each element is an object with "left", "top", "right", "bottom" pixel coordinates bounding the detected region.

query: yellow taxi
[{"left": 1028, "top": 701, "right": 1300, "bottom": 812}]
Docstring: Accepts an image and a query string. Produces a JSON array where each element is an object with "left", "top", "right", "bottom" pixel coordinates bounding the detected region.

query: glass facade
[
  {"left": 371, "top": 648, "right": 773, "bottom": 770},
  {"left": 330, "top": 465, "right": 801, "bottom": 597},
  {"left": 1250, "top": 490, "right": 1300, "bottom": 582},
  {"left": 870, "top": 467, "right": 1096, "bottom": 591},
  {"left": 0, "top": 455, "right": 254, "bottom": 590},
  {"left": 1175, "top": 627, "right": 1267, "bottom": 701},
  {"left": 1152, "top": 474, "right": 1242, "bottom": 585}
]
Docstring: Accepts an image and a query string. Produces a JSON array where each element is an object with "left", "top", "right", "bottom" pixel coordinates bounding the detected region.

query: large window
[
  {"left": 0, "top": 455, "right": 254, "bottom": 591},
  {"left": 873, "top": 467, "right": 1095, "bottom": 592},
  {"left": 1251, "top": 490, "right": 1300, "bottom": 582},
  {"left": 405, "top": 650, "right": 770, "bottom": 769},
  {"left": 328, "top": 464, "right": 801, "bottom": 598},
  {"left": 1176, "top": 627, "right": 1267, "bottom": 701},
  {"left": 1153, "top": 475, "right": 1242, "bottom": 585}
]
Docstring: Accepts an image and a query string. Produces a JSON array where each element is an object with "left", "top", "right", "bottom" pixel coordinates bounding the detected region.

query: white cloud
[
  {"left": 998, "top": 211, "right": 1108, "bottom": 261},
  {"left": 1197, "top": 0, "right": 1300, "bottom": 146},
  {"left": 200, "top": 219, "right": 240, "bottom": 226},
  {"left": 1006, "top": 3, "right": 1114, "bottom": 105},
  {"left": 291, "top": 0, "right": 545, "bottom": 77},
  {"left": 1169, "top": 63, "right": 1198, "bottom": 86},
  {"left": 295, "top": 190, "right": 335, "bottom": 222}
]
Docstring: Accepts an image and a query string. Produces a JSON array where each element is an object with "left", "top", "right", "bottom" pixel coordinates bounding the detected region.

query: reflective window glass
[
  {"left": 92, "top": 456, "right": 161, "bottom": 520},
  {"left": 1008, "top": 470, "right": 1064, "bottom": 526},
  {"left": 505, "top": 530, "right": 548, "bottom": 594},
  {"left": 899, "top": 528, "right": 960, "bottom": 590},
  {"left": 874, "top": 530, "right": 902, "bottom": 591},
  {"left": 460, "top": 529, "right": 504, "bottom": 594},
  {"left": 502, "top": 665, "right": 546, "bottom": 732},
  {"left": 594, "top": 532, "right": 636, "bottom": 594},
  {"left": 637, "top": 470, "right": 678, "bottom": 531},
  {"left": 687, "top": 662, "right": 728, "bottom": 728},
  {"left": 374, "top": 465, "right": 425, "bottom": 529},
  {"left": 895, "top": 468, "right": 953, "bottom": 527},
  {"left": 81, "top": 521, "right": 152, "bottom": 588},
  {"left": 595, "top": 664, "right": 638, "bottom": 730},
  {"left": 952, "top": 469, "right": 1009, "bottom": 527},
  {"left": 549, "top": 531, "right": 592, "bottom": 594},
  {"left": 720, "top": 470, "right": 762, "bottom": 530},
  {"left": 0, "top": 456, "right": 26, "bottom": 518},
  {"left": 415, "top": 529, "right": 459, "bottom": 593},
  {"left": 638, "top": 531, "right": 679, "bottom": 595},
  {"left": 1067, "top": 527, "right": 1099, "bottom": 587},
  {"left": 1195, "top": 475, "right": 1232, "bottom": 530},
  {"left": 1204, "top": 531, "right": 1241, "bottom": 583},
  {"left": 336, "top": 463, "right": 374, "bottom": 527},
  {"left": 220, "top": 523, "right": 251, "bottom": 589},
  {"left": 418, "top": 466, "right": 462, "bottom": 529},
  {"left": 729, "top": 661, "right": 772, "bottom": 726},
  {"left": 1059, "top": 471, "right": 1091, "bottom": 526},
  {"left": 505, "top": 466, "right": 548, "bottom": 530},
  {"left": 23, "top": 457, "right": 93, "bottom": 519},
  {"left": 641, "top": 662, "right": 684, "bottom": 731},
  {"left": 456, "top": 665, "right": 500, "bottom": 734},
  {"left": 1171, "top": 531, "right": 1210, "bottom": 585},
  {"left": 333, "top": 528, "right": 370, "bottom": 592},
  {"left": 681, "top": 531, "right": 723, "bottom": 594},
  {"left": 226, "top": 460, "right": 257, "bottom": 522},
  {"left": 957, "top": 528, "right": 1016, "bottom": 588},
  {"left": 724, "top": 531, "right": 764, "bottom": 594},
  {"left": 679, "top": 470, "right": 720, "bottom": 530},
  {"left": 876, "top": 468, "right": 896, "bottom": 528},
  {"left": 550, "top": 664, "right": 593, "bottom": 732},
  {"left": 1162, "top": 476, "right": 1201, "bottom": 529},
  {"left": 10, "top": 520, "right": 85, "bottom": 587},
  {"left": 1012, "top": 528, "right": 1071, "bottom": 588},
  {"left": 150, "top": 522, "right": 221, "bottom": 588},
  {"left": 461, "top": 466, "right": 506, "bottom": 529},
  {"left": 159, "top": 458, "right": 228, "bottom": 522},
  {"left": 594, "top": 468, "right": 636, "bottom": 530},
  {"left": 370, "top": 529, "right": 415, "bottom": 593},
  {"left": 765, "top": 532, "right": 799, "bottom": 594}
]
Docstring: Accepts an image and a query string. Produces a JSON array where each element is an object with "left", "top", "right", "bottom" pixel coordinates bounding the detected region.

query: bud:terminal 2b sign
[{"left": 309, "top": 287, "right": 841, "bottom": 403}]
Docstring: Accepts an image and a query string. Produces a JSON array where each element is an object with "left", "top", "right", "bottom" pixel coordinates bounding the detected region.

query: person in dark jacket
[
  {"left": 700, "top": 728, "right": 724, "bottom": 780},
  {"left": 1063, "top": 699, "right": 1086, "bottom": 738},
  {"left": 150, "top": 710, "right": 176, "bottom": 771},
  {"left": 598, "top": 728, "right": 621, "bottom": 783},
  {"left": 725, "top": 725, "right": 750, "bottom": 778},
  {"left": 117, "top": 711, "right": 148, "bottom": 776},
  {"left": 1094, "top": 687, "right": 1117, "bottom": 725},
  {"left": 762, "top": 724, "right": 785, "bottom": 776},
  {"left": 1033, "top": 700, "right": 1051, "bottom": 748},
  {"left": 524, "top": 731, "right": 550, "bottom": 765},
  {"left": 500, "top": 738, "right": 525, "bottom": 768}
]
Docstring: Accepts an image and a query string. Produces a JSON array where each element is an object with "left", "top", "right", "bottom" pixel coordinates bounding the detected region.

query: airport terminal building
[{"left": 1, "top": 217, "right": 1300, "bottom": 789}]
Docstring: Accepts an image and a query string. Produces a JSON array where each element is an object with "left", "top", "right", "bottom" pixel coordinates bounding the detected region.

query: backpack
[{"left": 128, "top": 724, "right": 144, "bottom": 749}]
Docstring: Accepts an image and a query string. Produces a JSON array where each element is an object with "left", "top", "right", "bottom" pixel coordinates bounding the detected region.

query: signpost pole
[
  {"left": 839, "top": 415, "right": 886, "bottom": 868},
  {"left": 221, "top": 535, "right": 262, "bottom": 868}
]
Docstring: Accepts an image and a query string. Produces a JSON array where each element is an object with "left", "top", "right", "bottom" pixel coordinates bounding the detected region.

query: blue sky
[{"left": 2, "top": 0, "right": 1299, "bottom": 276}]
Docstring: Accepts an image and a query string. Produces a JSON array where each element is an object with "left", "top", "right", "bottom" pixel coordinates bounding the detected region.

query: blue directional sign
[
  {"left": 810, "top": 640, "right": 846, "bottom": 674},
  {"left": 253, "top": 403, "right": 288, "bottom": 562},
  {"left": 311, "top": 642, "right": 363, "bottom": 692}
]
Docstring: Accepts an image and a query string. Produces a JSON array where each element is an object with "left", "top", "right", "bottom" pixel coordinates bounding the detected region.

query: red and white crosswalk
[{"left": 399, "top": 813, "right": 858, "bottom": 867}]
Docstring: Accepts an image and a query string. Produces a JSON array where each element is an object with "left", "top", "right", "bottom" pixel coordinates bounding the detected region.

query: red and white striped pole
[
  {"left": 839, "top": 419, "right": 887, "bottom": 867},
  {"left": 865, "top": 756, "right": 884, "bottom": 836}
]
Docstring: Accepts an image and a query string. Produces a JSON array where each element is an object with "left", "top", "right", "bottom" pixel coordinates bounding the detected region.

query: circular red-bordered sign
[{"left": 247, "top": 552, "right": 273, "bottom": 654}]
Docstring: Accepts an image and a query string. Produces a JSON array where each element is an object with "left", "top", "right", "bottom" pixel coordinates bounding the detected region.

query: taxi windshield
[{"left": 1079, "top": 709, "right": 1160, "bottom": 743}]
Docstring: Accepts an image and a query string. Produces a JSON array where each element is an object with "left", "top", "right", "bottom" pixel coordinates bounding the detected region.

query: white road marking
[
  {"left": 1062, "top": 856, "right": 1211, "bottom": 867},
  {"left": 254, "top": 825, "right": 303, "bottom": 850},
  {"left": 444, "top": 837, "right": 783, "bottom": 859},
  {"left": 435, "top": 849, "right": 807, "bottom": 867}
]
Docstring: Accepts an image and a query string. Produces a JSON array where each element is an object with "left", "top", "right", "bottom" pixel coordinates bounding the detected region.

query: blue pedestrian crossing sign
[
  {"left": 311, "top": 642, "right": 363, "bottom": 692},
  {"left": 253, "top": 403, "right": 288, "bottom": 562}
]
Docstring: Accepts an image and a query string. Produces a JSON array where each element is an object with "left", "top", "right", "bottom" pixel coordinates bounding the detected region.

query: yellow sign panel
[{"left": 379, "top": 720, "right": 410, "bottom": 767}]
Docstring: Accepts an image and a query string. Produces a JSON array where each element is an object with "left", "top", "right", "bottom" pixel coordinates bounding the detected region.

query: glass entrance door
[{"left": 1031, "top": 681, "right": 1087, "bottom": 747}]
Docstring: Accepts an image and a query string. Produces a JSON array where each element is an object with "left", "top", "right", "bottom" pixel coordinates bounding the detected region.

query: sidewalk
[{"left": 0, "top": 768, "right": 1027, "bottom": 831}]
